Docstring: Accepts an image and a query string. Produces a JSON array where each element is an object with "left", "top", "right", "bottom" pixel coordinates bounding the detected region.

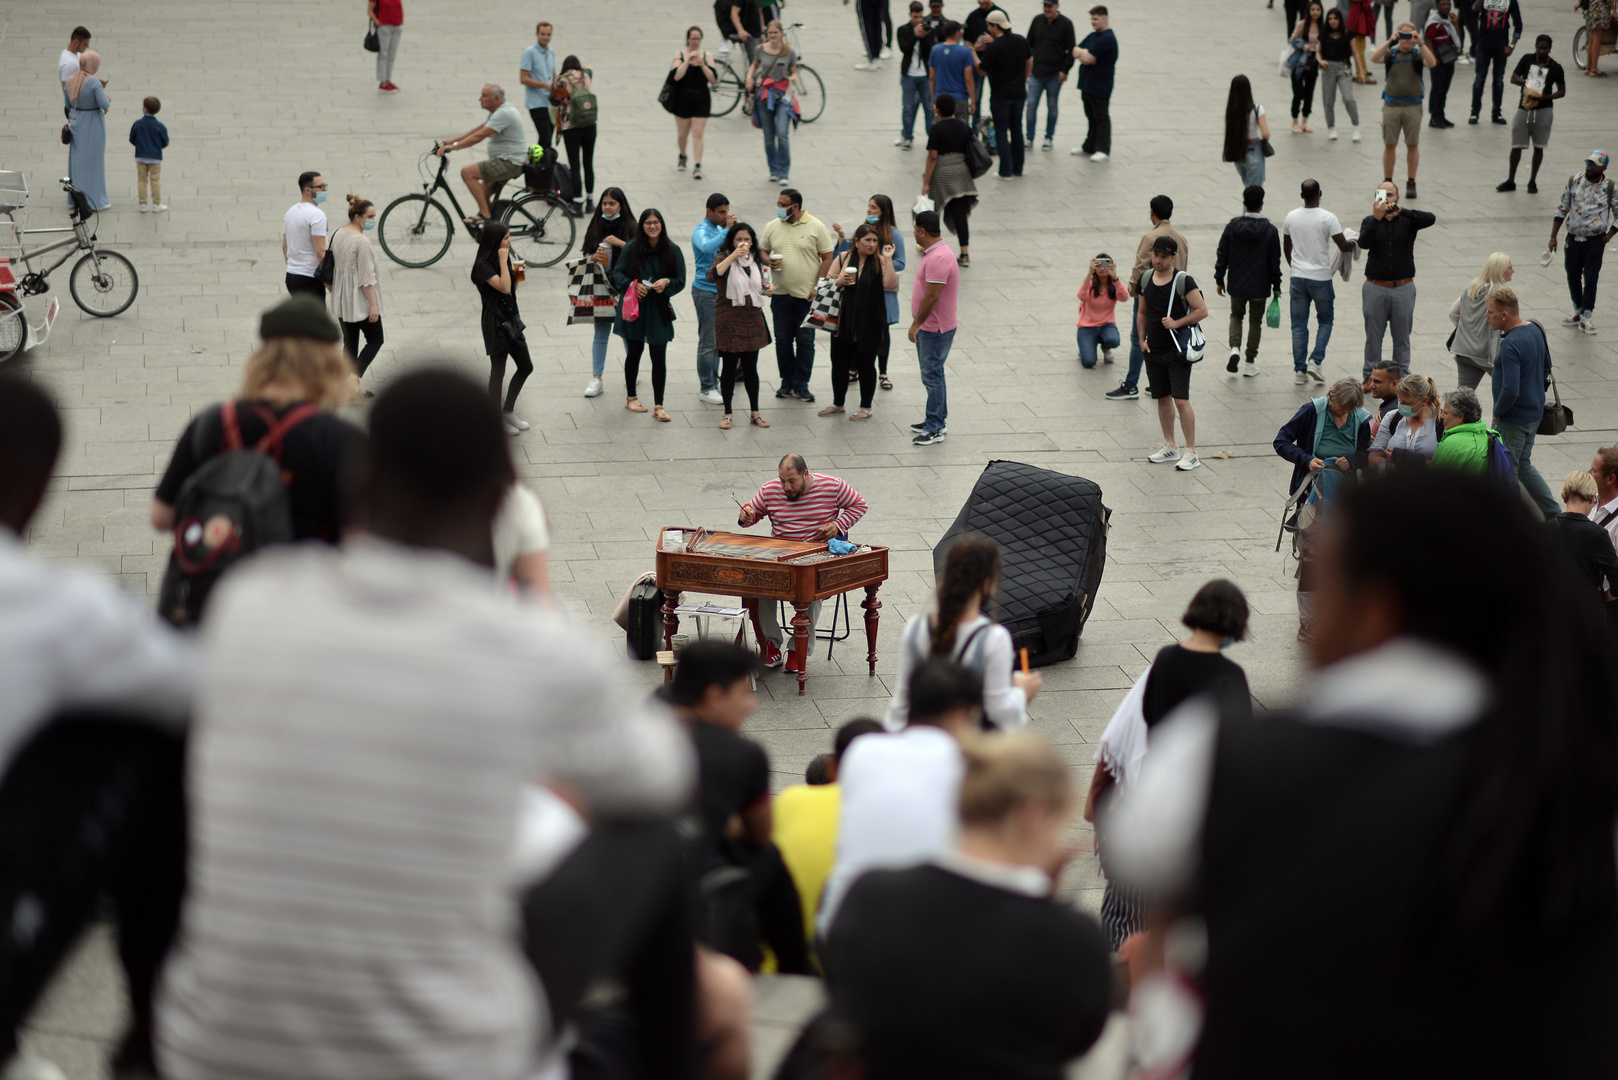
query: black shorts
[{"left": 1144, "top": 353, "right": 1192, "bottom": 400}]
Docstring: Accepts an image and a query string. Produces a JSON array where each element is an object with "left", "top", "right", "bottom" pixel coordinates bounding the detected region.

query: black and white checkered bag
[{"left": 566, "top": 257, "right": 618, "bottom": 324}]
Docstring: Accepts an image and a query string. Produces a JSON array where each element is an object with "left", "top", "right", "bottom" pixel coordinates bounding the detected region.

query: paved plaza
[{"left": 5, "top": 0, "right": 1617, "bottom": 1073}]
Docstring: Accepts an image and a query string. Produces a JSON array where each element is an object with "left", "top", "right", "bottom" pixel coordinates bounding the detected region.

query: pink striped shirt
[{"left": 744, "top": 473, "right": 868, "bottom": 541}]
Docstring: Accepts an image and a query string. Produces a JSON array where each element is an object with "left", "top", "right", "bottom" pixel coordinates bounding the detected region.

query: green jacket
[
  {"left": 612, "top": 239, "right": 687, "bottom": 345},
  {"left": 1431, "top": 419, "right": 1494, "bottom": 472}
]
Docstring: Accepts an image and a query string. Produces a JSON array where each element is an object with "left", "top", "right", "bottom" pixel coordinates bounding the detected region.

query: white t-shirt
[
  {"left": 282, "top": 201, "right": 329, "bottom": 277},
  {"left": 58, "top": 48, "right": 79, "bottom": 88},
  {"left": 491, "top": 483, "right": 551, "bottom": 582},
  {"left": 818, "top": 724, "right": 963, "bottom": 936},
  {"left": 1283, "top": 205, "right": 1343, "bottom": 281},
  {"left": 1246, "top": 103, "right": 1266, "bottom": 141}
]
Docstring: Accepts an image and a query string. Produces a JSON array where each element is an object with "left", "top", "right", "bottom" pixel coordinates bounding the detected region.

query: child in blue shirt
[{"left": 129, "top": 96, "right": 169, "bottom": 213}]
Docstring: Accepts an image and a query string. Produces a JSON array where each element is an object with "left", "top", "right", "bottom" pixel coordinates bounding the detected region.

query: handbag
[
  {"left": 964, "top": 137, "right": 993, "bottom": 179},
  {"left": 315, "top": 247, "right": 335, "bottom": 286},
  {"left": 502, "top": 314, "right": 527, "bottom": 341},
  {"left": 1532, "top": 320, "right": 1573, "bottom": 436},
  {"left": 566, "top": 256, "right": 619, "bottom": 324},
  {"left": 1142, "top": 269, "right": 1205, "bottom": 362},
  {"left": 807, "top": 258, "right": 848, "bottom": 334},
  {"left": 620, "top": 282, "right": 641, "bottom": 322},
  {"left": 1266, "top": 290, "right": 1281, "bottom": 329},
  {"left": 364, "top": 21, "right": 380, "bottom": 52},
  {"left": 61, "top": 124, "right": 72, "bottom": 145},
  {"left": 658, "top": 70, "right": 676, "bottom": 112}
]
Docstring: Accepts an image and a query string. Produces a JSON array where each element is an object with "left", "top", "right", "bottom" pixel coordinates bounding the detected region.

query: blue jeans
[
  {"left": 900, "top": 74, "right": 933, "bottom": 141},
  {"left": 1234, "top": 141, "right": 1265, "bottom": 187},
  {"left": 771, "top": 294, "right": 815, "bottom": 393},
  {"left": 1290, "top": 276, "right": 1335, "bottom": 371},
  {"left": 591, "top": 320, "right": 611, "bottom": 378},
  {"left": 1125, "top": 296, "right": 1144, "bottom": 390},
  {"left": 1025, "top": 74, "right": 1062, "bottom": 142},
  {"left": 762, "top": 102, "right": 793, "bottom": 179},
  {"left": 1495, "top": 419, "right": 1560, "bottom": 519},
  {"left": 990, "top": 97, "right": 1024, "bottom": 176},
  {"left": 916, "top": 327, "right": 954, "bottom": 433},
  {"left": 1471, "top": 45, "right": 1507, "bottom": 117},
  {"left": 1076, "top": 323, "right": 1120, "bottom": 368},
  {"left": 693, "top": 288, "right": 718, "bottom": 392}
]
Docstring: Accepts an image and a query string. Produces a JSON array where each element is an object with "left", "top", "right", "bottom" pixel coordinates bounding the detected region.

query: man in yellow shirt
[
  {"left": 759, "top": 188, "right": 836, "bottom": 403},
  {"left": 771, "top": 718, "right": 884, "bottom": 945}
]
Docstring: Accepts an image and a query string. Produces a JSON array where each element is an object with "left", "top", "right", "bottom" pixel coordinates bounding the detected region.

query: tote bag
[
  {"left": 808, "top": 253, "right": 851, "bottom": 334},
  {"left": 566, "top": 257, "right": 618, "bottom": 324}
]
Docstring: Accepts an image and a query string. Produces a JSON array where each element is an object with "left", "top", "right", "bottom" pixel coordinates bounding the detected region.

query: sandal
[
  {"left": 463, "top": 214, "right": 492, "bottom": 226},
  {"left": 849, "top": 409, "right": 872, "bottom": 421},
  {"left": 880, "top": 376, "right": 893, "bottom": 391},
  {"left": 818, "top": 405, "right": 845, "bottom": 416},
  {"left": 750, "top": 413, "right": 770, "bottom": 427},
  {"left": 719, "top": 414, "right": 733, "bottom": 429},
  {"left": 626, "top": 397, "right": 648, "bottom": 413},
  {"left": 652, "top": 405, "right": 671, "bottom": 422}
]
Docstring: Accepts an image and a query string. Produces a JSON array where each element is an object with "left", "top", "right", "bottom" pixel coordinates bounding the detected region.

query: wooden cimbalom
[{"left": 654, "top": 527, "right": 889, "bottom": 695}]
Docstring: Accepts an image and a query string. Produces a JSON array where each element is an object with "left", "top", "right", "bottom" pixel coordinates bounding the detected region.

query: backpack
[
  {"left": 1484, "top": 429, "right": 1518, "bottom": 489},
  {"left": 156, "top": 401, "right": 319, "bottom": 627},
  {"left": 565, "top": 85, "right": 598, "bottom": 128},
  {"left": 1137, "top": 268, "right": 1206, "bottom": 362}
]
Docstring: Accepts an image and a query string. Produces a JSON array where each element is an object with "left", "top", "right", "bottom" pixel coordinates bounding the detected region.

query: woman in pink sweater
[{"left": 1076, "top": 254, "right": 1123, "bottom": 369}]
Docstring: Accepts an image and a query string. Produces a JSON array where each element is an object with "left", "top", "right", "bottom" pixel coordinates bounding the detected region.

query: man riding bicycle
[{"left": 437, "top": 84, "right": 528, "bottom": 224}]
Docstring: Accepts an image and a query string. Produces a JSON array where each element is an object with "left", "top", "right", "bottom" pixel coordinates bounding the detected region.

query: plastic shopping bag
[{"left": 1265, "top": 291, "right": 1281, "bottom": 329}]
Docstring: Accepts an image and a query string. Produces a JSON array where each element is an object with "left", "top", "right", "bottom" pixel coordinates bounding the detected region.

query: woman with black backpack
[
  {"left": 554, "top": 55, "right": 596, "bottom": 212},
  {"left": 471, "top": 223, "right": 533, "bottom": 437}
]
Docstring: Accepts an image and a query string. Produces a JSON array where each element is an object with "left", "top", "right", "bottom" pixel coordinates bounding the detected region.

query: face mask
[
  {"left": 1397, "top": 404, "right": 1416, "bottom": 418},
  {"left": 866, "top": 214, "right": 880, "bottom": 224},
  {"left": 363, "top": 219, "right": 376, "bottom": 231},
  {"left": 1220, "top": 636, "right": 1237, "bottom": 650},
  {"left": 601, "top": 212, "right": 619, "bottom": 221},
  {"left": 313, "top": 191, "right": 327, "bottom": 205},
  {"left": 776, "top": 207, "right": 790, "bottom": 220}
]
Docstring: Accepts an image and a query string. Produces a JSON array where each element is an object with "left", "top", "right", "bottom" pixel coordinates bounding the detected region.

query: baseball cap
[
  {"left": 1587, "top": 150, "right": 1610, "bottom": 170},
  {"left": 1152, "top": 235, "right": 1179, "bottom": 256},
  {"left": 985, "top": 10, "right": 1011, "bottom": 28}
]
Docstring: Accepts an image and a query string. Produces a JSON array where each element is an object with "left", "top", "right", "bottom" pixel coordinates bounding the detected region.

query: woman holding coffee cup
[
  {"left": 708, "top": 222, "right": 773, "bottom": 429},
  {"left": 578, "top": 188, "right": 635, "bottom": 399},
  {"left": 831, "top": 195, "right": 905, "bottom": 390},
  {"left": 471, "top": 223, "right": 534, "bottom": 437},
  {"left": 819, "top": 223, "right": 897, "bottom": 421}
]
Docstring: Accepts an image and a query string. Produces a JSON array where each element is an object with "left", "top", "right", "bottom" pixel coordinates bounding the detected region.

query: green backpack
[{"left": 566, "top": 86, "right": 598, "bottom": 128}]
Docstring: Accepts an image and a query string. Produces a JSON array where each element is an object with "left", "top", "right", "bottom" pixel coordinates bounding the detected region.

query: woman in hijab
[
  {"left": 66, "top": 51, "right": 111, "bottom": 210},
  {"left": 707, "top": 222, "right": 773, "bottom": 429},
  {"left": 820, "top": 223, "right": 896, "bottom": 421}
]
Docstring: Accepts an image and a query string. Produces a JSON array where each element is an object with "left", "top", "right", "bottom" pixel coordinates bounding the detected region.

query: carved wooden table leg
[
  {"left": 863, "top": 584, "right": 882, "bottom": 676},
  {"left": 791, "top": 601, "right": 811, "bottom": 696},
  {"left": 662, "top": 589, "right": 682, "bottom": 651}
]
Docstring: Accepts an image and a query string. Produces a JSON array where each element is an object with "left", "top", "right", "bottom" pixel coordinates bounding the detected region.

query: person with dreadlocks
[{"left": 882, "top": 533, "right": 1041, "bottom": 732}]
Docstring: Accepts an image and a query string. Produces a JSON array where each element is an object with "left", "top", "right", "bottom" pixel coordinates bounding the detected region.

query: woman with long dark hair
[
  {"left": 1106, "top": 471, "right": 1618, "bottom": 1072},
  {"left": 610, "top": 207, "right": 687, "bottom": 421},
  {"left": 578, "top": 187, "right": 634, "bottom": 399},
  {"left": 1317, "top": 6, "right": 1362, "bottom": 141},
  {"left": 1288, "top": 1, "right": 1325, "bottom": 133},
  {"left": 832, "top": 195, "right": 906, "bottom": 390},
  {"left": 471, "top": 222, "right": 533, "bottom": 435},
  {"left": 707, "top": 221, "right": 773, "bottom": 429},
  {"left": 819, "top": 223, "right": 897, "bottom": 421},
  {"left": 1076, "top": 253, "right": 1122, "bottom": 369},
  {"left": 554, "top": 55, "right": 596, "bottom": 210},
  {"left": 882, "top": 534, "right": 1042, "bottom": 731},
  {"left": 1222, "top": 74, "right": 1270, "bottom": 188}
]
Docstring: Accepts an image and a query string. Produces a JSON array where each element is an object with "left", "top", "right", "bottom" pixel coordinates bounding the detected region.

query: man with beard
[{"left": 737, "top": 453, "right": 869, "bottom": 672}]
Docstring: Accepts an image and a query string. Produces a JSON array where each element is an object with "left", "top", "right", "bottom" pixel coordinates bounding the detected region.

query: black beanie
[{"left": 259, "top": 295, "right": 341, "bottom": 342}]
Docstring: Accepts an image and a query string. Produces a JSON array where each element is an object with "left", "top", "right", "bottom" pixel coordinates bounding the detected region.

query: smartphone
[
  {"left": 1374, "top": 189, "right": 1389, "bottom": 206},
  {"left": 1398, "top": 31, "right": 1413, "bottom": 40},
  {"left": 1095, "top": 258, "right": 1112, "bottom": 269}
]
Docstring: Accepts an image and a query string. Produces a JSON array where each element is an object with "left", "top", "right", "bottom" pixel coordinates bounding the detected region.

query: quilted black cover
[{"left": 934, "top": 461, "right": 1110, "bottom": 668}]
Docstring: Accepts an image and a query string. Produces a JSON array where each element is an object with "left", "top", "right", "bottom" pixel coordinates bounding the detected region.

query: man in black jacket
[
  {"left": 1024, "top": 0, "right": 1076, "bottom": 151},
  {"left": 1214, "top": 184, "right": 1283, "bottom": 376},
  {"left": 1358, "top": 180, "right": 1437, "bottom": 378},
  {"left": 895, "top": 1, "right": 935, "bottom": 149},
  {"left": 973, "top": 11, "right": 1029, "bottom": 178}
]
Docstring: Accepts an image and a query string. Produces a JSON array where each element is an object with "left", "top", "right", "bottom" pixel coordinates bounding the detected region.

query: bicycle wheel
[
  {"left": 0, "top": 293, "right": 24, "bottom": 363},
  {"left": 794, "top": 64, "right": 826, "bottom": 124},
  {"left": 69, "top": 249, "right": 138, "bottom": 317},
  {"left": 712, "top": 56, "right": 747, "bottom": 117},
  {"left": 379, "top": 194, "right": 454, "bottom": 268},
  {"left": 502, "top": 193, "right": 578, "bottom": 269},
  {"left": 1572, "top": 27, "right": 1589, "bottom": 71}
]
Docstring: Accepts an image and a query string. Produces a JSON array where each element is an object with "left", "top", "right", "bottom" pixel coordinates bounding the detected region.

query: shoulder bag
[
  {"left": 1139, "top": 269, "right": 1206, "bottom": 363},
  {"left": 965, "top": 133, "right": 993, "bottom": 179},
  {"left": 1532, "top": 319, "right": 1573, "bottom": 436},
  {"left": 316, "top": 246, "right": 335, "bottom": 286},
  {"left": 658, "top": 67, "right": 677, "bottom": 112},
  {"left": 1256, "top": 108, "right": 1275, "bottom": 157},
  {"left": 364, "top": 20, "right": 380, "bottom": 52}
]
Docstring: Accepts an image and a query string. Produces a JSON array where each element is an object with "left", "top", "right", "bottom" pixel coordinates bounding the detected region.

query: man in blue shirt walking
[
  {"left": 1486, "top": 287, "right": 1557, "bottom": 518},
  {"left": 691, "top": 194, "right": 736, "bottom": 405},
  {"left": 519, "top": 21, "right": 557, "bottom": 147}
]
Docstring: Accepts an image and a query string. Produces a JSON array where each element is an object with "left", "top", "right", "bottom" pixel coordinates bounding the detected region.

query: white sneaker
[
  {"left": 1308, "top": 363, "right": 1325, "bottom": 382},
  {"left": 503, "top": 417, "right": 523, "bottom": 436},
  {"left": 1327, "top": 127, "right": 1337, "bottom": 141},
  {"left": 3, "top": 1051, "right": 70, "bottom": 1080},
  {"left": 698, "top": 388, "right": 723, "bottom": 405},
  {"left": 1563, "top": 312, "right": 1585, "bottom": 327},
  {"left": 1089, "top": 151, "right": 1109, "bottom": 161},
  {"left": 720, "top": 41, "right": 732, "bottom": 54},
  {"left": 879, "top": 46, "right": 893, "bottom": 59},
  {"left": 1351, "top": 127, "right": 1361, "bottom": 143},
  {"left": 855, "top": 59, "right": 881, "bottom": 71},
  {"left": 1581, "top": 316, "right": 1598, "bottom": 336},
  {"left": 139, "top": 204, "right": 149, "bottom": 213},
  {"left": 1175, "top": 453, "right": 1202, "bottom": 471},
  {"left": 1102, "top": 347, "right": 1115, "bottom": 364},
  {"left": 1041, "top": 139, "right": 1053, "bottom": 151},
  {"left": 151, "top": 204, "right": 168, "bottom": 212},
  {"left": 584, "top": 377, "right": 604, "bottom": 397},
  {"left": 1295, "top": 370, "right": 1308, "bottom": 384},
  {"left": 1147, "top": 443, "right": 1181, "bottom": 464},
  {"left": 507, "top": 415, "right": 530, "bottom": 431},
  {"left": 894, "top": 137, "right": 913, "bottom": 149},
  {"left": 1457, "top": 54, "right": 1472, "bottom": 64},
  {"left": 1070, "top": 147, "right": 1086, "bottom": 155},
  {"left": 1242, "top": 361, "right": 1261, "bottom": 377}
]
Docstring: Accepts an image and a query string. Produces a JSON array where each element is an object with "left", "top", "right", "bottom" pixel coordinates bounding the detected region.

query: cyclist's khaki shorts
[
  {"left": 478, "top": 157, "right": 524, "bottom": 184},
  {"left": 1381, "top": 103, "right": 1422, "bottom": 147}
]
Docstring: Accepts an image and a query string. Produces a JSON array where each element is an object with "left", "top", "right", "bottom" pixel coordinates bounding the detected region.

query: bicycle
[
  {"left": 379, "top": 145, "right": 576, "bottom": 269},
  {"left": 713, "top": 22, "right": 826, "bottom": 124},
  {"left": 0, "top": 174, "right": 138, "bottom": 324}
]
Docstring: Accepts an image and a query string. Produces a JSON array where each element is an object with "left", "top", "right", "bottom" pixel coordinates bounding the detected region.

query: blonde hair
[
  {"left": 1562, "top": 470, "right": 1598, "bottom": 504},
  {"left": 1396, "top": 373, "right": 1440, "bottom": 413},
  {"left": 958, "top": 732, "right": 1072, "bottom": 828},
  {"left": 240, "top": 337, "right": 354, "bottom": 409},
  {"left": 1467, "top": 252, "right": 1512, "bottom": 301}
]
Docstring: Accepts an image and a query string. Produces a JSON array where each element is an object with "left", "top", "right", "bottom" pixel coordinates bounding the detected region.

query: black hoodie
[{"left": 1214, "top": 214, "right": 1283, "bottom": 301}]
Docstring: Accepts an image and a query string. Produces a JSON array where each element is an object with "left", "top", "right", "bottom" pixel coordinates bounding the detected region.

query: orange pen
[{"left": 1019, "top": 648, "right": 1029, "bottom": 674}]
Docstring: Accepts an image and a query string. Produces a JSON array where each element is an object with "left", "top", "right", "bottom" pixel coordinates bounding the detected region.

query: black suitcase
[{"left": 626, "top": 579, "right": 664, "bottom": 660}]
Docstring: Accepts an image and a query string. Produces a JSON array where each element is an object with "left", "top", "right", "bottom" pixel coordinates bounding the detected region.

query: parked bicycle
[
  {"left": 0, "top": 174, "right": 138, "bottom": 321},
  {"left": 378, "top": 144, "right": 577, "bottom": 270},
  {"left": 713, "top": 22, "right": 825, "bottom": 124}
]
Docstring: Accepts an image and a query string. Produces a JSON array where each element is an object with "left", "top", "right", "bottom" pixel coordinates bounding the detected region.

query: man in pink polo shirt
[{"left": 907, "top": 211, "right": 958, "bottom": 445}]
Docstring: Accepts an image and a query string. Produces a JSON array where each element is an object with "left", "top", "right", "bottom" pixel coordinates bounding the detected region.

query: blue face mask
[
  {"left": 313, "top": 191, "right": 327, "bottom": 205},
  {"left": 1220, "top": 635, "right": 1237, "bottom": 650},
  {"left": 866, "top": 214, "right": 880, "bottom": 224},
  {"left": 362, "top": 219, "right": 376, "bottom": 231},
  {"left": 776, "top": 207, "right": 791, "bottom": 220},
  {"left": 601, "top": 212, "right": 620, "bottom": 221},
  {"left": 1397, "top": 404, "right": 1416, "bottom": 418}
]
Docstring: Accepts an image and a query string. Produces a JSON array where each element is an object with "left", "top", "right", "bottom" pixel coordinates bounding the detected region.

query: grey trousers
[
  {"left": 1320, "top": 65, "right": 1359, "bottom": 129},
  {"left": 759, "top": 599, "right": 822, "bottom": 649},
  {"left": 1362, "top": 279, "right": 1415, "bottom": 378},
  {"left": 1455, "top": 356, "right": 1488, "bottom": 391},
  {"left": 375, "top": 24, "right": 402, "bottom": 83}
]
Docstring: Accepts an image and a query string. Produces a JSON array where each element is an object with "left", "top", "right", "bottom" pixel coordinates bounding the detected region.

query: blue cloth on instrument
[{"left": 828, "top": 538, "right": 857, "bottom": 555}]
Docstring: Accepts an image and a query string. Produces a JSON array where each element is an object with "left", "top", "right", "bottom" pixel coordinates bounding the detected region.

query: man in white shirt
[
  {"left": 438, "top": 84, "right": 529, "bottom": 223},
  {"left": 156, "top": 370, "right": 697, "bottom": 1080},
  {"left": 0, "top": 375, "right": 194, "bottom": 1080},
  {"left": 1589, "top": 447, "right": 1618, "bottom": 629},
  {"left": 58, "top": 25, "right": 91, "bottom": 113},
  {"left": 281, "top": 170, "right": 329, "bottom": 300},
  {"left": 818, "top": 659, "right": 982, "bottom": 936},
  {"left": 1282, "top": 178, "right": 1354, "bottom": 386}
]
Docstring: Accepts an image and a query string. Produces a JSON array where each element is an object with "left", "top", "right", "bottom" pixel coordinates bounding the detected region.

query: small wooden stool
[{"left": 657, "top": 650, "right": 678, "bottom": 684}]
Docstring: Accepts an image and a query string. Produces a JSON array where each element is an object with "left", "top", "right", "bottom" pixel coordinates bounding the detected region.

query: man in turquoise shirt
[
  {"left": 519, "top": 21, "right": 557, "bottom": 146},
  {"left": 691, "top": 194, "right": 735, "bottom": 404}
]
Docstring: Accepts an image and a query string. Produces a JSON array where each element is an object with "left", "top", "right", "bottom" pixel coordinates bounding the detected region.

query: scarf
[
  {"left": 65, "top": 51, "right": 101, "bottom": 103},
  {"left": 724, "top": 254, "right": 765, "bottom": 308}
]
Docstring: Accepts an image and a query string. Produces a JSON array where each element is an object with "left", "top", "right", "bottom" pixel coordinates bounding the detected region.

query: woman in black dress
[
  {"left": 665, "top": 26, "right": 718, "bottom": 179},
  {"left": 819, "top": 224, "right": 897, "bottom": 421},
  {"left": 471, "top": 223, "right": 533, "bottom": 436}
]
